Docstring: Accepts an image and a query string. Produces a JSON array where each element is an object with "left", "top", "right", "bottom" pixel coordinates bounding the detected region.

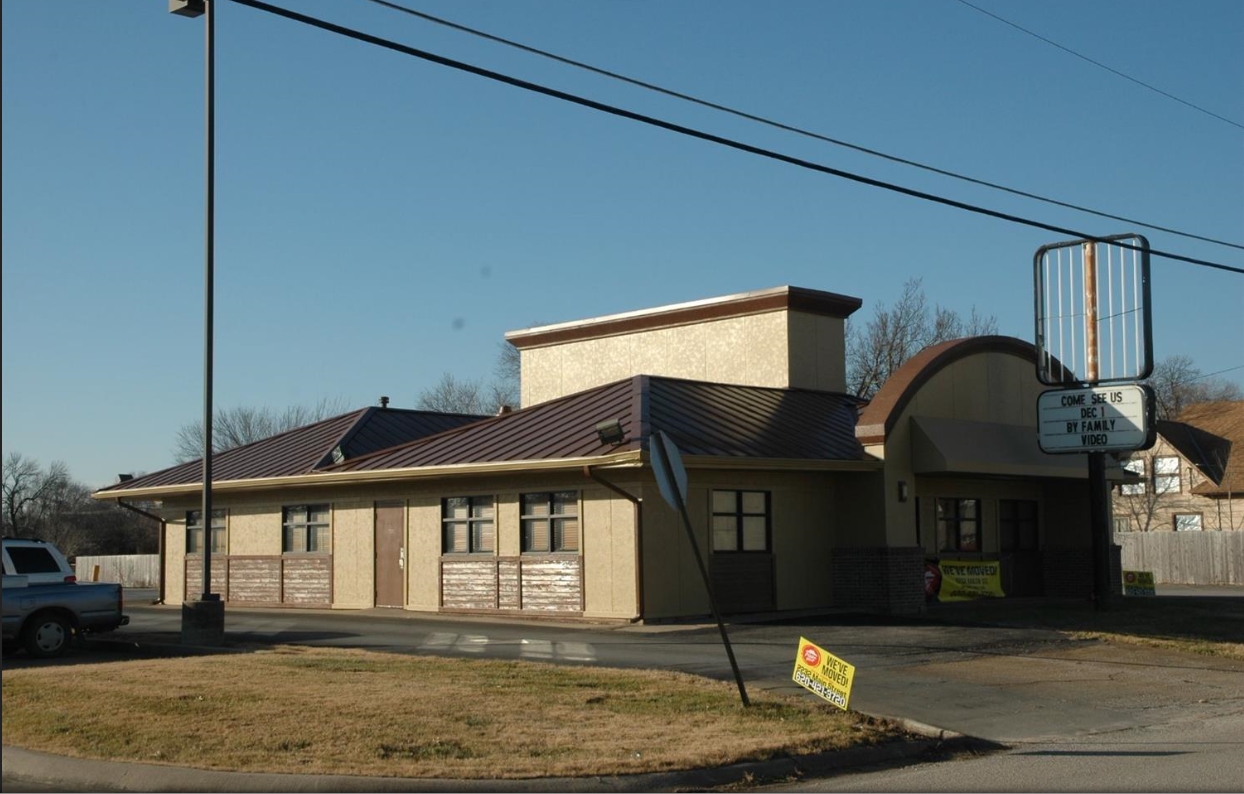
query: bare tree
[
  {"left": 1144, "top": 354, "right": 1243, "bottom": 421},
  {"left": 172, "top": 397, "right": 349, "bottom": 463},
  {"left": 846, "top": 278, "right": 997, "bottom": 399},
  {"left": 417, "top": 342, "right": 521, "bottom": 415},
  {"left": 3, "top": 453, "right": 69, "bottom": 535},
  {"left": 2, "top": 454, "right": 154, "bottom": 555}
]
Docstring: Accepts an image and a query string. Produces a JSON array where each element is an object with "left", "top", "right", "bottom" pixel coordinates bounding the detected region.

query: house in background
[
  {"left": 93, "top": 285, "right": 1105, "bottom": 619},
  {"left": 1113, "top": 400, "right": 1243, "bottom": 533}
]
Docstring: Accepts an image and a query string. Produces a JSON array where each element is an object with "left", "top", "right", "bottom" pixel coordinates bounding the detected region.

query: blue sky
[{"left": 3, "top": 0, "right": 1241, "bottom": 490}]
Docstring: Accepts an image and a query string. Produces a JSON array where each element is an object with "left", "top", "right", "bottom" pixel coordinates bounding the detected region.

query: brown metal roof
[
  {"left": 331, "top": 375, "right": 867, "bottom": 472},
  {"left": 96, "top": 408, "right": 486, "bottom": 494}
]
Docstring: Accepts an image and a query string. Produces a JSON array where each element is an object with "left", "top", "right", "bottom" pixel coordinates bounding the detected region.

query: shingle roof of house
[
  {"left": 328, "top": 375, "right": 869, "bottom": 472},
  {"left": 1163, "top": 400, "right": 1243, "bottom": 496},
  {"left": 95, "top": 407, "right": 486, "bottom": 494}
]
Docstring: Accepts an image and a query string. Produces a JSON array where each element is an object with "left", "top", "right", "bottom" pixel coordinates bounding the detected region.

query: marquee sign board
[{"left": 1037, "top": 384, "right": 1155, "bottom": 454}]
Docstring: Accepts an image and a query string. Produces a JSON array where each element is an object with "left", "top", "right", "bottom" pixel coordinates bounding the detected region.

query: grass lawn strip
[{"left": 1, "top": 646, "right": 903, "bottom": 779}]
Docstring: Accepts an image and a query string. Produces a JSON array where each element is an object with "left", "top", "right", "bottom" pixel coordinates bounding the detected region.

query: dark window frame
[
  {"left": 186, "top": 508, "right": 227, "bottom": 555},
  {"left": 441, "top": 495, "right": 495, "bottom": 555},
  {"left": 282, "top": 504, "right": 331, "bottom": 554},
  {"left": 520, "top": 491, "right": 580, "bottom": 554},
  {"left": 710, "top": 489, "right": 771, "bottom": 553},
  {"left": 1154, "top": 456, "right": 1181, "bottom": 494},
  {"left": 936, "top": 497, "right": 981, "bottom": 553}
]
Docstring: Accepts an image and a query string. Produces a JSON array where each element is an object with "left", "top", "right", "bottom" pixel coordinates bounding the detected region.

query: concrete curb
[{"left": 3, "top": 732, "right": 1002, "bottom": 793}]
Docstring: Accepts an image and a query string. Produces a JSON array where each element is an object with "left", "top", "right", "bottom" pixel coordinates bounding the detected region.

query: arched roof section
[{"left": 856, "top": 336, "right": 1060, "bottom": 444}]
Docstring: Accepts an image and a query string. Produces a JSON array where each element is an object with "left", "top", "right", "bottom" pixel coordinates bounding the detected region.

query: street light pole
[{"left": 172, "top": 0, "right": 225, "bottom": 644}]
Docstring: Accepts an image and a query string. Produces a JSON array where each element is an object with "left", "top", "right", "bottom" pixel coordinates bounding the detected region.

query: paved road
[
  {"left": 773, "top": 710, "right": 1244, "bottom": 792},
  {"left": 23, "top": 599, "right": 1243, "bottom": 744}
]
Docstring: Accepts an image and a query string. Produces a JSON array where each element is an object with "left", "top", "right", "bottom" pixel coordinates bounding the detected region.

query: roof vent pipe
[
  {"left": 380, "top": 396, "right": 390, "bottom": 408},
  {"left": 496, "top": 405, "right": 512, "bottom": 416}
]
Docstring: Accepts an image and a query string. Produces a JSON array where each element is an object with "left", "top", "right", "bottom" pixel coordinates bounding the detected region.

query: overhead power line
[
  {"left": 955, "top": 0, "right": 1244, "bottom": 132},
  {"left": 227, "top": 0, "right": 1244, "bottom": 277},
  {"left": 358, "top": 0, "right": 1242, "bottom": 252}
]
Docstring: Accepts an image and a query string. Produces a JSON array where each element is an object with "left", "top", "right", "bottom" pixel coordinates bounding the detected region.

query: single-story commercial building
[{"left": 95, "top": 285, "right": 1115, "bottom": 619}]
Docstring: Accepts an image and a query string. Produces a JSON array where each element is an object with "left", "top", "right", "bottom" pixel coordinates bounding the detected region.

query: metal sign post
[
  {"left": 1034, "top": 234, "right": 1155, "bottom": 611},
  {"left": 650, "top": 431, "right": 750, "bottom": 707}
]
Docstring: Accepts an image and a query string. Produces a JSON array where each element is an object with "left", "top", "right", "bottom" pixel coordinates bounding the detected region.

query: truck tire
[{"left": 23, "top": 613, "right": 72, "bottom": 659}]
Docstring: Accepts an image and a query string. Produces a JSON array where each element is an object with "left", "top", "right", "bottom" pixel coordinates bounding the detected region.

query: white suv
[{"left": 2, "top": 538, "right": 77, "bottom": 585}]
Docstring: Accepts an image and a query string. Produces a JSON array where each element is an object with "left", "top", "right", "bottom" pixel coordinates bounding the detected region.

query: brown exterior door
[
  {"left": 1000, "top": 499, "right": 1043, "bottom": 597},
  {"left": 374, "top": 502, "right": 405, "bottom": 608}
]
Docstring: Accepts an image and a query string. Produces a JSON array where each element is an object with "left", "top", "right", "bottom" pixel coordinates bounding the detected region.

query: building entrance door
[
  {"left": 1000, "top": 499, "right": 1043, "bottom": 597},
  {"left": 374, "top": 501, "right": 405, "bottom": 608}
]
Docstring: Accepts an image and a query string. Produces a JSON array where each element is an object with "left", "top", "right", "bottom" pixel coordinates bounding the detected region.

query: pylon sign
[{"left": 1037, "top": 384, "right": 1155, "bottom": 454}]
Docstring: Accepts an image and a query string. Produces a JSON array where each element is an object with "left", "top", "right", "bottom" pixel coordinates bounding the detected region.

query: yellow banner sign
[
  {"left": 792, "top": 637, "right": 854, "bottom": 711},
  {"left": 1122, "top": 570, "right": 1156, "bottom": 596},
  {"left": 931, "top": 559, "right": 1005, "bottom": 602}
]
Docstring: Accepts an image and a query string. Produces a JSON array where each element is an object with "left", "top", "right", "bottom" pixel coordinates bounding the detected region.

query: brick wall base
[{"left": 830, "top": 547, "right": 925, "bottom": 615}]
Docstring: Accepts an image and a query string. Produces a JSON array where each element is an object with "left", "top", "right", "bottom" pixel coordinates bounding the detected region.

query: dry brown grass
[{"left": 1, "top": 646, "right": 901, "bottom": 780}]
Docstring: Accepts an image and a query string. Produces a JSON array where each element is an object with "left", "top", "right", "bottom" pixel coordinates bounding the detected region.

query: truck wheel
[{"left": 23, "top": 614, "right": 72, "bottom": 658}]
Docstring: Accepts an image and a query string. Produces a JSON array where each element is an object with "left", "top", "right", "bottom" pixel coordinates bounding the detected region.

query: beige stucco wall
[
  {"left": 786, "top": 312, "right": 848, "bottom": 393},
  {"left": 407, "top": 495, "right": 441, "bottom": 611},
  {"left": 164, "top": 517, "right": 186, "bottom": 604},
  {"left": 638, "top": 469, "right": 846, "bottom": 619},
  {"left": 879, "top": 351, "right": 1047, "bottom": 546},
  {"left": 332, "top": 501, "right": 372, "bottom": 609},
  {"left": 226, "top": 504, "right": 281, "bottom": 556},
  {"left": 582, "top": 486, "right": 640, "bottom": 619},
  {"left": 153, "top": 474, "right": 641, "bottom": 617},
  {"left": 520, "top": 310, "right": 849, "bottom": 406}
]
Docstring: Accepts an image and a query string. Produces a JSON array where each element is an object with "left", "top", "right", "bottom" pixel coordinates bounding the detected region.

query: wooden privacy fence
[
  {"left": 73, "top": 554, "right": 160, "bottom": 587},
  {"left": 1116, "top": 532, "right": 1244, "bottom": 585}
]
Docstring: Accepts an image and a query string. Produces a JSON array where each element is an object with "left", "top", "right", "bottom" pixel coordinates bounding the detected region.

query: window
[
  {"left": 936, "top": 498, "right": 980, "bottom": 553},
  {"left": 711, "top": 490, "right": 770, "bottom": 552},
  {"left": 1174, "top": 513, "right": 1203, "bottom": 532},
  {"left": 442, "top": 496, "right": 494, "bottom": 554},
  {"left": 1113, "top": 517, "right": 1132, "bottom": 534},
  {"left": 6, "top": 547, "right": 63, "bottom": 574},
  {"left": 521, "top": 491, "right": 579, "bottom": 553},
  {"left": 187, "top": 508, "right": 227, "bottom": 554},
  {"left": 999, "top": 500, "right": 1038, "bottom": 552},
  {"left": 1120, "top": 458, "right": 1146, "bottom": 495},
  {"left": 282, "top": 505, "right": 330, "bottom": 553},
  {"left": 1154, "top": 457, "right": 1180, "bottom": 494}
]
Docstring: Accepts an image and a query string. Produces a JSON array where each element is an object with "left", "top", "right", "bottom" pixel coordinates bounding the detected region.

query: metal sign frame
[{"left": 1033, "top": 233, "right": 1153, "bottom": 386}]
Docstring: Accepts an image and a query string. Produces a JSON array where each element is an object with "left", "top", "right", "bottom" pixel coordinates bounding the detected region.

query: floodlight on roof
[{"left": 595, "top": 419, "right": 627, "bottom": 446}]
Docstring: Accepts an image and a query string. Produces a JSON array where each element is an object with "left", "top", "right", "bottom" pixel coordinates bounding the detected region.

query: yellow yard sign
[
  {"left": 1122, "top": 570, "right": 1156, "bottom": 596},
  {"left": 792, "top": 637, "right": 855, "bottom": 711}
]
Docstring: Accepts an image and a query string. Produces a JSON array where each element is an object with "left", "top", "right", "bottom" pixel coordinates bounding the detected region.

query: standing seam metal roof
[
  {"left": 95, "top": 408, "right": 487, "bottom": 493},
  {"left": 330, "top": 375, "right": 867, "bottom": 472}
]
